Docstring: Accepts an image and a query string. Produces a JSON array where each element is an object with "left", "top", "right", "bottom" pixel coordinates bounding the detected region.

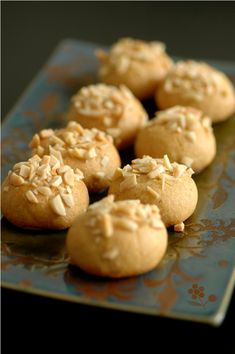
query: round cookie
[
  {"left": 155, "top": 60, "right": 235, "bottom": 123},
  {"left": 29, "top": 122, "right": 121, "bottom": 193},
  {"left": 66, "top": 195, "right": 168, "bottom": 278},
  {"left": 96, "top": 37, "right": 173, "bottom": 100},
  {"left": 66, "top": 84, "right": 148, "bottom": 149},
  {"left": 1, "top": 155, "right": 89, "bottom": 230},
  {"left": 108, "top": 155, "right": 198, "bottom": 228},
  {"left": 135, "top": 106, "right": 216, "bottom": 172}
]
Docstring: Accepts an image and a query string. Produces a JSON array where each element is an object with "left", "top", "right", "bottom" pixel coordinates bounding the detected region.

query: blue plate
[{"left": 1, "top": 39, "right": 235, "bottom": 326}]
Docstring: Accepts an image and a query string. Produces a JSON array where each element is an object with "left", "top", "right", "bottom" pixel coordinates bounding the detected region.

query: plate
[{"left": 1, "top": 39, "right": 235, "bottom": 326}]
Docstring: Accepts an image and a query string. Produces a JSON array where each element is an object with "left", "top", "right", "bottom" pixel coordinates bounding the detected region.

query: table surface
[{"left": 2, "top": 2, "right": 235, "bottom": 351}]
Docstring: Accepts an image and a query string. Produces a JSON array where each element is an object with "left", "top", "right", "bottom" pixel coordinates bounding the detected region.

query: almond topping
[
  {"left": 146, "top": 186, "right": 160, "bottom": 199},
  {"left": 25, "top": 190, "right": 39, "bottom": 204},
  {"left": 40, "top": 129, "right": 54, "bottom": 138},
  {"left": 101, "top": 155, "right": 110, "bottom": 167},
  {"left": 174, "top": 222, "right": 185, "bottom": 232},
  {"left": 64, "top": 169, "right": 74, "bottom": 186},
  {"left": 113, "top": 218, "right": 138, "bottom": 232},
  {"left": 50, "top": 195, "right": 66, "bottom": 216},
  {"left": 163, "top": 154, "right": 173, "bottom": 171},
  {"left": 37, "top": 186, "right": 52, "bottom": 196},
  {"left": 19, "top": 165, "right": 30, "bottom": 178},
  {"left": 102, "top": 214, "right": 113, "bottom": 238},
  {"left": 102, "top": 248, "right": 119, "bottom": 260},
  {"left": 9, "top": 173, "right": 25, "bottom": 186},
  {"left": 120, "top": 175, "right": 137, "bottom": 192},
  {"left": 87, "top": 147, "right": 97, "bottom": 158},
  {"left": 185, "top": 131, "right": 196, "bottom": 143},
  {"left": 61, "top": 193, "right": 74, "bottom": 208},
  {"left": 50, "top": 176, "right": 63, "bottom": 187},
  {"left": 29, "top": 134, "right": 40, "bottom": 148}
]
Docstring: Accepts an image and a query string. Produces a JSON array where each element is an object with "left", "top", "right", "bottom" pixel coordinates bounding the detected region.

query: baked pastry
[
  {"left": 96, "top": 37, "right": 173, "bottom": 100},
  {"left": 66, "top": 84, "right": 148, "bottom": 149},
  {"left": 29, "top": 122, "right": 121, "bottom": 193},
  {"left": 135, "top": 106, "right": 216, "bottom": 172},
  {"left": 108, "top": 155, "right": 198, "bottom": 227},
  {"left": 1, "top": 154, "right": 89, "bottom": 230},
  {"left": 155, "top": 60, "right": 235, "bottom": 123},
  {"left": 66, "top": 195, "right": 168, "bottom": 278}
]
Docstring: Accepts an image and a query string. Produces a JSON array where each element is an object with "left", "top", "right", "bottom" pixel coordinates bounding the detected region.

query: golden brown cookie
[
  {"left": 135, "top": 106, "right": 216, "bottom": 172},
  {"left": 66, "top": 195, "right": 168, "bottom": 278},
  {"left": 109, "top": 155, "right": 198, "bottom": 227},
  {"left": 29, "top": 122, "right": 121, "bottom": 193},
  {"left": 155, "top": 60, "right": 235, "bottom": 123},
  {"left": 1, "top": 155, "right": 89, "bottom": 229},
  {"left": 66, "top": 84, "right": 148, "bottom": 149},
  {"left": 96, "top": 37, "right": 173, "bottom": 100}
]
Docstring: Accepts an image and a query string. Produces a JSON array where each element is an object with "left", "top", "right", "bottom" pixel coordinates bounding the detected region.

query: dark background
[{"left": 2, "top": 2, "right": 235, "bottom": 353}]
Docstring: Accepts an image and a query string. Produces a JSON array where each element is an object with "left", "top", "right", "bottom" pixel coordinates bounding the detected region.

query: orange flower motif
[{"left": 188, "top": 283, "right": 205, "bottom": 299}]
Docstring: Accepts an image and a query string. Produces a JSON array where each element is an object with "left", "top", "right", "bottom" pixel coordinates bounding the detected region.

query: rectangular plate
[{"left": 1, "top": 39, "right": 235, "bottom": 326}]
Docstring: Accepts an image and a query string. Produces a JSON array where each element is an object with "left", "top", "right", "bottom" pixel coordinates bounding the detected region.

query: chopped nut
[
  {"left": 29, "top": 134, "right": 40, "bottom": 148},
  {"left": 112, "top": 168, "right": 123, "bottom": 181},
  {"left": 37, "top": 186, "right": 52, "bottom": 196},
  {"left": 146, "top": 186, "right": 160, "bottom": 199},
  {"left": 87, "top": 147, "right": 97, "bottom": 158},
  {"left": 40, "top": 129, "right": 54, "bottom": 138},
  {"left": 101, "top": 214, "right": 113, "bottom": 238},
  {"left": 113, "top": 218, "right": 138, "bottom": 232},
  {"left": 102, "top": 248, "right": 119, "bottom": 260},
  {"left": 120, "top": 175, "right": 137, "bottom": 192},
  {"left": 37, "top": 146, "right": 45, "bottom": 156},
  {"left": 174, "top": 222, "right": 185, "bottom": 232},
  {"left": 19, "top": 165, "right": 30, "bottom": 178},
  {"left": 148, "top": 166, "right": 165, "bottom": 179},
  {"left": 9, "top": 173, "right": 25, "bottom": 186},
  {"left": 41, "top": 156, "right": 51, "bottom": 165},
  {"left": 49, "top": 146, "right": 63, "bottom": 163},
  {"left": 61, "top": 193, "right": 74, "bottom": 208},
  {"left": 94, "top": 171, "right": 105, "bottom": 179},
  {"left": 64, "top": 169, "right": 74, "bottom": 186},
  {"left": 163, "top": 154, "right": 173, "bottom": 171},
  {"left": 25, "top": 190, "right": 39, "bottom": 204},
  {"left": 50, "top": 194, "right": 66, "bottom": 216},
  {"left": 50, "top": 176, "right": 63, "bottom": 187},
  {"left": 58, "top": 166, "right": 70, "bottom": 174}
]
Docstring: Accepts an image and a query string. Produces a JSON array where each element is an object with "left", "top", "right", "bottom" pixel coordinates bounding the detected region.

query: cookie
[
  {"left": 29, "top": 122, "right": 121, "bottom": 193},
  {"left": 155, "top": 60, "right": 235, "bottom": 123},
  {"left": 96, "top": 37, "right": 173, "bottom": 100},
  {"left": 66, "top": 195, "right": 168, "bottom": 278},
  {"left": 66, "top": 84, "right": 148, "bottom": 149},
  {"left": 108, "top": 155, "right": 198, "bottom": 227},
  {"left": 135, "top": 106, "right": 216, "bottom": 172},
  {"left": 1, "top": 155, "right": 89, "bottom": 229}
]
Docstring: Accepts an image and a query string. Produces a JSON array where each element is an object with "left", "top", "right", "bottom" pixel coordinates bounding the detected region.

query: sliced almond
[
  {"left": 9, "top": 173, "right": 25, "bottom": 186},
  {"left": 50, "top": 194, "right": 66, "bottom": 216},
  {"left": 19, "top": 165, "right": 30, "bottom": 178},
  {"left": 174, "top": 222, "right": 185, "bottom": 232},
  {"left": 61, "top": 193, "right": 74, "bottom": 208},
  {"left": 37, "top": 186, "right": 52, "bottom": 196},
  {"left": 40, "top": 129, "right": 54, "bottom": 139},
  {"left": 163, "top": 154, "right": 173, "bottom": 171},
  {"left": 63, "top": 169, "right": 74, "bottom": 186},
  {"left": 29, "top": 134, "right": 40, "bottom": 148},
  {"left": 25, "top": 190, "right": 39, "bottom": 204},
  {"left": 87, "top": 147, "right": 97, "bottom": 158},
  {"left": 50, "top": 176, "right": 63, "bottom": 187},
  {"left": 102, "top": 248, "right": 119, "bottom": 260},
  {"left": 146, "top": 186, "right": 160, "bottom": 199},
  {"left": 120, "top": 175, "right": 137, "bottom": 192}
]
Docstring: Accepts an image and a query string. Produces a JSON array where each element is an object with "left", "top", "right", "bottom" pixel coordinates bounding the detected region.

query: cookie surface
[
  {"left": 66, "top": 84, "right": 148, "bottom": 149},
  {"left": 135, "top": 106, "right": 216, "bottom": 172},
  {"left": 97, "top": 37, "right": 173, "bottom": 100},
  {"left": 1, "top": 155, "right": 89, "bottom": 230},
  {"left": 67, "top": 195, "right": 168, "bottom": 278},
  {"left": 29, "top": 122, "right": 121, "bottom": 192},
  {"left": 155, "top": 60, "right": 235, "bottom": 123},
  {"left": 109, "top": 155, "right": 198, "bottom": 227}
]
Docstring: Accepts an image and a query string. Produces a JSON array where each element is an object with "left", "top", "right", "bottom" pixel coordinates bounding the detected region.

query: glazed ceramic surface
[{"left": 1, "top": 39, "right": 235, "bottom": 325}]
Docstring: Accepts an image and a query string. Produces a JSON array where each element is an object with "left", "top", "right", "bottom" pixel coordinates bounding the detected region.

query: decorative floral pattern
[
  {"left": 1, "top": 40, "right": 235, "bottom": 324},
  {"left": 188, "top": 284, "right": 217, "bottom": 307}
]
